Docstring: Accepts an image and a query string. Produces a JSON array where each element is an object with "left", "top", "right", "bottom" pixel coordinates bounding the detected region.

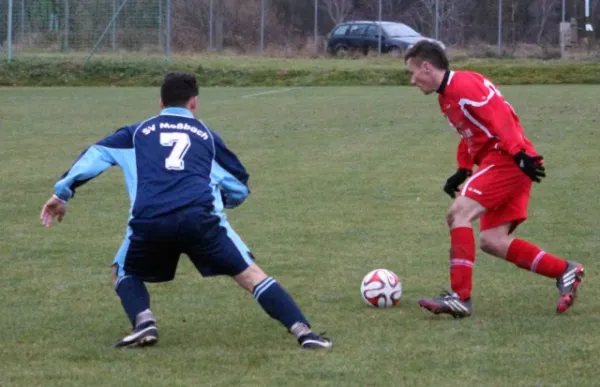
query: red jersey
[{"left": 438, "top": 70, "right": 538, "bottom": 170}]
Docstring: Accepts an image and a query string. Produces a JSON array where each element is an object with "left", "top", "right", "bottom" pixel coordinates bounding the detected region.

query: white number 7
[{"left": 160, "top": 132, "right": 191, "bottom": 171}]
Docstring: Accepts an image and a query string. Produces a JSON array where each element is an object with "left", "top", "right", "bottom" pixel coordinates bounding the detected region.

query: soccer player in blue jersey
[{"left": 40, "top": 72, "right": 332, "bottom": 350}]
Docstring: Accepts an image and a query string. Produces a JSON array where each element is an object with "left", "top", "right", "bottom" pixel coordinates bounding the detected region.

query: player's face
[{"left": 406, "top": 58, "right": 437, "bottom": 95}]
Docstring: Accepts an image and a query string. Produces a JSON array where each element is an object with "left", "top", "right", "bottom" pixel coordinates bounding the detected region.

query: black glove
[
  {"left": 444, "top": 168, "right": 472, "bottom": 198},
  {"left": 220, "top": 190, "right": 229, "bottom": 207},
  {"left": 513, "top": 152, "right": 545, "bottom": 183}
]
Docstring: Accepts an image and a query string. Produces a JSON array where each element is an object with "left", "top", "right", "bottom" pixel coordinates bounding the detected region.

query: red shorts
[{"left": 460, "top": 153, "right": 532, "bottom": 232}]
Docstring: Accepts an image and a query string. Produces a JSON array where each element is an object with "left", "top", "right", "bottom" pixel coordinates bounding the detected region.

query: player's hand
[
  {"left": 40, "top": 195, "right": 68, "bottom": 228},
  {"left": 443, "top": 168, "right": 472, "bottom": 198},
  {"left": 513, "top": 152, "right": 546, "bottom": 183}
]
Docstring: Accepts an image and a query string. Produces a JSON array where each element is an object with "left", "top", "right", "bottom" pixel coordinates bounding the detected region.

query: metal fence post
[
  {"left": 497, "top": 0, "right": 502, "bottom": 55},
  {"left": 166, "top": 0, "right": 171, "bottom": 62},
  {"left": 584, "top": 0, "right": 594, "bottom": 36},
  {"left": 435, "top": 0, "right": 439, "bottom": 40},
  {"left": 112, "top": 0, "right": 116, "bottom": 49},
  {"left": 209, "top": 0, "right": 214, "bottom": 50},
  {"left": 260, "top": 0, "right": 265, "bottom": 54},
  {"left": 158, "top": 0, "right": 162, "bottom": 48},
  {"left": 63, "top": 0, "right": 69, "bottom": 51},
  {"left": 314, "top": 0, "right": 318, "bottom": 54},
  {"left": 377, "top": 0, "right": 382, "bottom": 55},
  {"left": 20, "top": 0, "right": 24, "bottom": 43},
  {"left": 8, "top": 0, "right": 13, "bottom": 63}
]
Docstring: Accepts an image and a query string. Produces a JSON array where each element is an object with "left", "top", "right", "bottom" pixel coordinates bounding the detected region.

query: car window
[
  {"left": 382, "top": 23, "right": 420, "bottom": 37},
  {"left": 332, "top": 25, "right": 350, "bottom": 36},
  {"left": 365, "top": 25, "right": 381, "bottom": 37},
  {"left": 348, "top": 24, "right": 368, "bottom": 36}
]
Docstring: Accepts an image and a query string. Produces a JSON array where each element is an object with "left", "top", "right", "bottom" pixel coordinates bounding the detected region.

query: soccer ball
[{"left": 360, "top": 269, "right": 402, "bottom": 308}]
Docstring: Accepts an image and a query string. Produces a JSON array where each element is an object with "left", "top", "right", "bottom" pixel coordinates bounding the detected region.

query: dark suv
[{"left": 326, "top": 20, "right": 445, "bottom": 56}]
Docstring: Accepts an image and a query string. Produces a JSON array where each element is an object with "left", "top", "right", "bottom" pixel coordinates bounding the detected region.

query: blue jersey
[{"left": 54, "top": 107, "right": 249, "bottom": 220}]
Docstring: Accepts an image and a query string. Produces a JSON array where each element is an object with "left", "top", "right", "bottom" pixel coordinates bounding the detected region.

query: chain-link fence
[
  {"left": 1, "top": 0, "right": 598, "bottom": 63},
  {"left": 0, "top": 0, "right": 167, "bottom": 63}
]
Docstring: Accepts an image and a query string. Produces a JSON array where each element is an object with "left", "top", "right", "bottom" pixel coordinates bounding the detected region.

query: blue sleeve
[
  {"left": 211, "top": 131, "right": 250, "bottom": 209},
  {"left": 54, "top": 127, "right": 134, "bottom": 201}
]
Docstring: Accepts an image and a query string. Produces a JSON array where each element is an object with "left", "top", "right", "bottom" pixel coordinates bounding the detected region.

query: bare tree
[
  {"left": 321, "top": 0, "right": 354, "bottom": 24},
  {"left": 388, "top": 0, "right": 407, "bottom": 17},
  {"left": 530, "top": 0, "right": 559, "bottom": 44},
  {"left": 509, "top": 0, "right": 522, "bottom": 51},
  {"left": 510, "top": 0, "right": 518, "bottom": 45},
  {"left": 408, "top": 0, "right": 471, "bottom": 44}
]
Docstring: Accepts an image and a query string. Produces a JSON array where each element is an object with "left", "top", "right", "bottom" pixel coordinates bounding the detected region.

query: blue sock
[
  {"left": 253, "top": 277, "right": 310, "bottom": 330},
  {"left": 115, "top": 276, "right": 150, "bottom": 328}
]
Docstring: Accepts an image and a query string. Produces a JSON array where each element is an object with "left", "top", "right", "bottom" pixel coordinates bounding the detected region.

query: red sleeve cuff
[{"left": 505, "top": 142, "right": 526, "bottom": 156}]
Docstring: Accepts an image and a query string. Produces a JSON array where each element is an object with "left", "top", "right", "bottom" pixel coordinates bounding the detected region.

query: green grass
[
  {"left": 5, "top": 50, "right": 598, "bottom": 68},
  {"left": 1, "top": 85, "right": 599, "bottom": 386},
  {"left": 2, "top": 52, "right": 600, "bottom": 86}
]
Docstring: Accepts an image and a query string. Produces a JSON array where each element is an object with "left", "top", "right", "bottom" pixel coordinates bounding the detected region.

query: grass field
[
  {"left": 3, "top": 52, "right": 600, "bottom": 87},
  {"left": 1, "top": 85, "right": 599, "bottom": 386},
  {"left": 3, "top": 50, "right": 595, "bottom": 68}
]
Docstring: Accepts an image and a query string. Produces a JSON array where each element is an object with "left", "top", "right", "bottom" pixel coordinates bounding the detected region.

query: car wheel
[
  {"left": 388, "top": 46, "right": 405, "bottom": 58},
  {"left": 334, "top": 44, "right": 350, "bottom": 57}
]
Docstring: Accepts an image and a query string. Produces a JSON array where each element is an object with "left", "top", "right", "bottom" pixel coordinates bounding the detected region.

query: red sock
[
  {"left": 449, "top": 227, "right": 476, "bottom": 301},
  {"left": 505, "top": 239, "right": 567, "bottom": 278}
]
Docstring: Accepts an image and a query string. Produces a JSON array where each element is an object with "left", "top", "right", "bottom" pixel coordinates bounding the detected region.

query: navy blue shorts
[{"left": 112, "top": 208, "right": 255, "bottom": 282}]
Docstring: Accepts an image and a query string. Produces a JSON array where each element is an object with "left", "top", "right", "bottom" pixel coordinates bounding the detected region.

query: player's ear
[
  {"left": 189, "top": 96, "right": 198, "bottom": 111},
  {"left": 159, "top": 98, "right": 165, "bottom": 109},
  {"left": 422, "top": 61, "right": 432, "bottom": 73}
]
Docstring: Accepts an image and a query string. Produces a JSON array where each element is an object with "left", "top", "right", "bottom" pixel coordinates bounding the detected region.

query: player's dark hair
[
  {"left": 404, "top": 41, "right": 449, "bottom": 70},
  {"left": 161, "top": 71, "right": 199, "bottom": 107}
]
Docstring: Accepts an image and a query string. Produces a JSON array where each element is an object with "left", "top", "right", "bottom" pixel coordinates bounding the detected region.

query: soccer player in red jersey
[{"left": 404, "top": 40, "right": 584, "bottom": 318}]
